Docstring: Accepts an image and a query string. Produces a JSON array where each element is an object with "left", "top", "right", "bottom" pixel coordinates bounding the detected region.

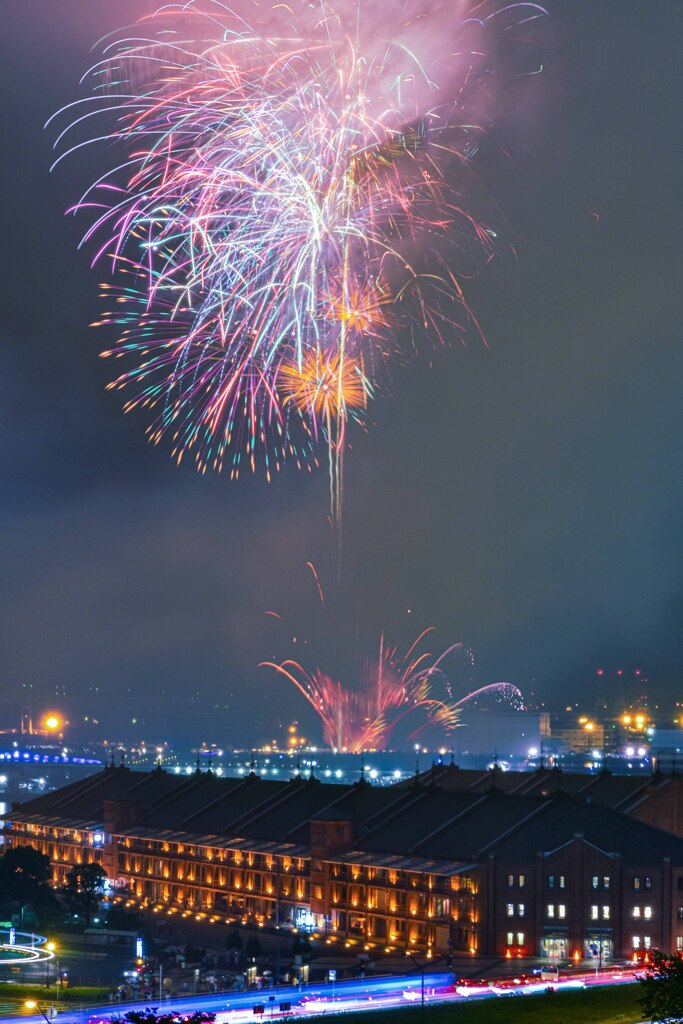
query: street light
[
  {"left": 24, "top": 1001, "right": 56, "bottom": 1024},
  {"left": 45, "top": 943, "right": 56, "bottom": 988}
]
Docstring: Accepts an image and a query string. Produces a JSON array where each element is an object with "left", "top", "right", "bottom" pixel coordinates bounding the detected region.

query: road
[{"left": 6, "top": 966, "right": 642, "bottom": 1024}]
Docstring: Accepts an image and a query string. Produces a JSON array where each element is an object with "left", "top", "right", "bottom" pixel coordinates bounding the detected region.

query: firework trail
[{"left": 49, "top": 0, "right": 546, "bottom": 518}]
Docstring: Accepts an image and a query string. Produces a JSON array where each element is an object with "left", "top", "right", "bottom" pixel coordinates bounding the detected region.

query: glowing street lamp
[{"left": 25, "top": 1001, "right": 56, "bottom": 1024}]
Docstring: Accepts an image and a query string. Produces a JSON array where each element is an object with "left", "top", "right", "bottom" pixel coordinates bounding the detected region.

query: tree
[
  {"left": 639, "top": 949, "right": 683, "bottom": 1023},
  {"left": 63, "top": 862, "right": 106, "bottom": 926},
  {"left": 106, "top": 903, "right": 140, "bottom": 931},
  {"left": 291, "top": 933, "right": 312, "bottom": 959},
  {"left": 225, "top": 928, "right": 243, "bottom": 951},
  {"left": 0, "top": 846, "right": 53, "bottom": 926},
  {"left": 245, "top": 935, "right": 262, "bottom": 960}
]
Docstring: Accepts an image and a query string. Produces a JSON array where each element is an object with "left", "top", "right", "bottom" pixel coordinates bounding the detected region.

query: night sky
[{"left": 2, "top": 2, "right": 682, "bottom": 742}]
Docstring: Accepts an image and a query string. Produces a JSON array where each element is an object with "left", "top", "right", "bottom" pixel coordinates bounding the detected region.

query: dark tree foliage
[
  {"left": 63, "top": 862, "right": 106, "bottom": 925},
  {"left": 106, "top": 903, "right": 141, "bottom": 931},
  {"left": 114, "top": 1012, "right": 216, "bottom": 1024},
  {"left": 291, "top": 933, "right": 312, "bottom": 958},
  {"left": 225, "top": 928, "right": 243, "bottom": 950},
  {"left": 639, "top": 949, "right": 683, "bottom": 1023},
  {"left": 245, "top": 935, "right": 262, "bottom": 960},
  {"left": 0, "top": 845, "right": 53, "bottom": 917}
]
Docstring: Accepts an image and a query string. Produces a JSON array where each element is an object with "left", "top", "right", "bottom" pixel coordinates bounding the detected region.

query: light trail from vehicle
[{"left": 12, "top": 966, "right": 641, "bottom": 1024}]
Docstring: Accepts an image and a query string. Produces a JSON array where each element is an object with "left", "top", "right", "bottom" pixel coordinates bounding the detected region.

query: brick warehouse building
[{"left": 6, "top": 763, "right": 683, "bottom": 961}]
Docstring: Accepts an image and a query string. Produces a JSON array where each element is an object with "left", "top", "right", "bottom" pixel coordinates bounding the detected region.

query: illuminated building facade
[{"left": 6, "top": 764, "right": 683, "bottom": 960}]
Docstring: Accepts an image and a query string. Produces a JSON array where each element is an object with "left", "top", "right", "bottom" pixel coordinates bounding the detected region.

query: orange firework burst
[
  {"left": 279, "top": 349, "right": 370, "bottom": 422},
  {"left": 326, "top": 281, "right": 391, "bottom": 337}
]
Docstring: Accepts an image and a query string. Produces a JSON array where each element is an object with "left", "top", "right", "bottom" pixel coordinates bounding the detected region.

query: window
[
  {"left": 633, "top": 877, "right": 641, "bottom": 891},
  {"left": 644, "top": 877, "right": 653, "bottom": 891},
  {"left": 591, "top": 875, "right": 599, "bottom": 890},
  {"left": 678, "top": 877, "right": 683, "bottom": 892},
  {"left": 506, "top": 903, "right": 514, "bottom": 917},
  {"left": 603, "top": 906, "right": 610, "bottom": 920},
  {"left": 518, "top": 904, "right": 525, "bottom": 918},
  {"left": 507, "top": 932, "right": 514, "bottom": 946},
  {"left": 677, "top": 937, "right": 683, "bottom": 952},
  {"left": 559, "top": 875, "right": 566, "bottom": 890},
  {"left": 548, "top": 875, "right": 555, "bottom": 890},
  {"left": 644, "top": 906, "right": 653, "bottom": 920},
  {"left": 519, "top": 875, "right": 526, "bottom": 889},
  {"left": 517, "top": 932, "right": 525, "bottom": 946},
  {"left": 558, "top": 904, "right": 566, "bottom": 919},
  {"left": 644, "top": 936, "right": 652, "bottom": 950},
  {"left": 633, "top": 907, "right": 641, "bottom": 918},
  {"left": 633, "top": 936, "right": 641, "bottom": 949},
  {"left": 507, "top": 874, "right": 515, "bottom": 889},
  {"left": 591, "top": 905, "right": 599, "bottom": 920},
  {"left": 603, "top": 876, "right": 611, "bottom": 890},
  {"left": 677, "top": 907, "right": 683, "bottom": 920},
  {"left": 547, "top": 904, "right": 555, "bottom": 918}
]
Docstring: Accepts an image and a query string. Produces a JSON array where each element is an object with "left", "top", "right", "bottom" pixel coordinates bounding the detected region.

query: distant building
[
  {"left": 7, "top": 763, "right": 683, "bottom": 960},
  {"left": 452, "top": 710, "right": 551, "bottom": 761}
]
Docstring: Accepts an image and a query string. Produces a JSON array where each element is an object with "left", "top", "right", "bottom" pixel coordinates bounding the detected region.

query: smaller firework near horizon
[{"left": 261, "top": 630, "right": 524, "bottom": 753}]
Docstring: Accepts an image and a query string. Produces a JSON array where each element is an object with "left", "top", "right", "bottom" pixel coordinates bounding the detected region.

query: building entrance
[{"left": 541, "top": 936, "right": 567, "bottom": 959}]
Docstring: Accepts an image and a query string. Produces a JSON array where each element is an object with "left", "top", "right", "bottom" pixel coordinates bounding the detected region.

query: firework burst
[
  {"left": 50, "top": 0, "right": 547, "bottom": 509},
  {"left": 261, "top": 630, "right": 465, "bottom": 752}
]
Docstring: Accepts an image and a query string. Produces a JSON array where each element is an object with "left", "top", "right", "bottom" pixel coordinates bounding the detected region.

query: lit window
[
  {"left": 519, "top": 875, "right": 525, "bottom": 889},
  {"left": 547, "top": 904, "right": 555, "bottom": 918},
  {"left": 507, "top": 874, "right": 515, "bottom": 888},
  {"left": 591, "top": 876, "right": 599, "bottom": 890},
  {"left": 633, "top": 907, "right": 641, "bottom": 918},
  {"left": 548, "top": 875, "right": 555, "bottom": 890},
  {"left": 517, "top": 932, "right": 525, "bottom": 946},
  {"left": 507, "top": 932, "right": 514, "bottom": 946},
  {"left": 506, "top": 903, "right": 514, "bottom": 917},
  {"left": 591, "top": 905, "right": 599, "bottom": 920},
  {"left": 633, "top": 936, "right": 641, "bottom": 949},
  {"left": 603, "top": 906, "right": 610, "bottom": 920},
  {"left": 518, "top": 904, "right": 525, "bottom": 918},
  {"left": 644, "top": 877, "right": 653, "bottom": 891},
  {"left": 603, "top": 876, "right": 610, "bottom": 890},
  {"left": 644, "top": 936, "right": 652, "bottom": 950},
  {"left": 558, "top": 904, "right": 566, "bottom": 919},
  {"left": 677, "top": 937, "right": 683, "bottom": 951},
  {"left": 633, "top": 877, "right": 641, "bottom": 891},
  {"left": 644, "top": 907, "right": 652, "bottom": 920},
  {"left": 559, "top": 875, "right": 566, "bottom": 890},
  {"left": 677, "top": 907, "right": 683, "bottom": 920}
]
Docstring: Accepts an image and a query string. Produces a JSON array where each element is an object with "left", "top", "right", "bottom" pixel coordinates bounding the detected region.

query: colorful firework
[
  {"left": 262, "top": 629, "right": 525, "bottom": 751},
  {"left": 50, "top": 0, "right": 546, "bottom": 512},
  {"left": 261, "top": 630, "right": 466, "bottom": 751}
]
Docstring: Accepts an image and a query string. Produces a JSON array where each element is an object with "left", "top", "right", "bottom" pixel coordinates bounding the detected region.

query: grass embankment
[
  {"left": 340, "top": 984, "right": 643, "bottom": 1024},
  {"left": 0, "top": 983, "right": 110, "bottom": 1004}
]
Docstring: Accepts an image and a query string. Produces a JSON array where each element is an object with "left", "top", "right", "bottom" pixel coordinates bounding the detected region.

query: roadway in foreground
[{"left": 9, "top": 966, "right": 644, "bottom": 1024}]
